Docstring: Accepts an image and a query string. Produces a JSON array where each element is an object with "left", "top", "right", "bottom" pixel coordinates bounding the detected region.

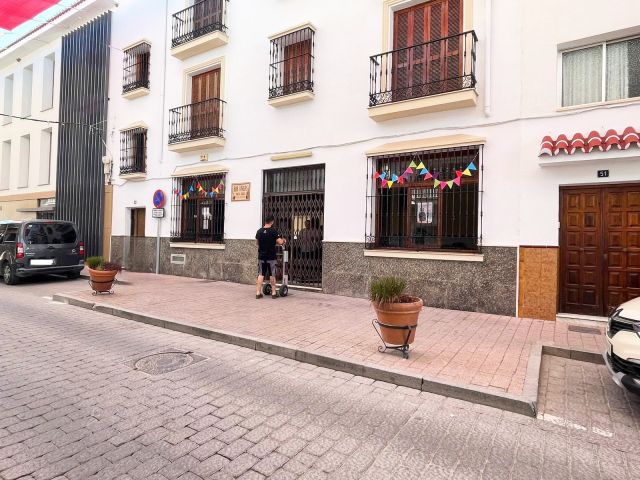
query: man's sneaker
[{"left": 256, "top": 294, "right": 263, "bottom": 299}]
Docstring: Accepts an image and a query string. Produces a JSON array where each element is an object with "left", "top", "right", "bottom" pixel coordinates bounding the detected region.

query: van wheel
[
  {"left": 2, "top": 263, "right": 17, "bottom": 285},
  {"left": 67, "top": 271, "right": 81, "bottom": 280}
]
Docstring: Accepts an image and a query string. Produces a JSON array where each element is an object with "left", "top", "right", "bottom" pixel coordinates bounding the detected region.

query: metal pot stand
[
  {"left": 372, "top": 319, "right": 417, "bottom": 359},
  {"left": 89, "top": 277, "right": 118, "bottom": 295}
]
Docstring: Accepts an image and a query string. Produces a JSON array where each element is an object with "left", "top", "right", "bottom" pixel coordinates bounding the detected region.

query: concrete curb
[{"left": 52, "top": 293, "right": 602, "bottom": 418}]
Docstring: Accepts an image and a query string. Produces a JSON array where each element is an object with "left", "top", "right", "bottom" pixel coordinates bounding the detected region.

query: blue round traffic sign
[{"left": 153, "top": 190, "right": 165, "bottom": 208}]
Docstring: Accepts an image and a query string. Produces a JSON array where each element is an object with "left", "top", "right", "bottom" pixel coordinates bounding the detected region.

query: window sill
[
  {"left": 170, "top": 242, "right": 225, "bottom": 250},
  {"left": 363, "top": 249, "right": 484, "bottom": 262},
  {"left": 122, "top": 87, "right": 150, "bottom": 100},
  {"left": 119, "top": 172, "right": 147, "bottom": 180},
  {"left": 168, "top": 136, "right": 225, "bottom": 153},
  {"left": 556, "top": 96, "right": 640, "bottom": 113},
  {"left": 268, "top": 90, "right": 314, "bottom": 107},
  {"left": 368, "top": 88, "right": 477, "bottom": 122}
]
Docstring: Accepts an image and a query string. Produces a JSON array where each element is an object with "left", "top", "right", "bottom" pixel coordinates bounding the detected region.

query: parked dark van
[{"left": 0, "top": 220, "right": 84, "bottom": 285}]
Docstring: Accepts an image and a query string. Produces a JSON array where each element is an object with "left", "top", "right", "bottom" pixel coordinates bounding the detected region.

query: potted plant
[
  {"left": 370, "top": 277, "right": 423, "bottom": 347},
  {"left": 86, "top": 256, "right": 122, "bottom": 293}
]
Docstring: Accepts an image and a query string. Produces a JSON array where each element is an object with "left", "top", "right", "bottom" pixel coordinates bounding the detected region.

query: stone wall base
[{"left": 111, "top": 236, "right": 517, "bottom": 316}]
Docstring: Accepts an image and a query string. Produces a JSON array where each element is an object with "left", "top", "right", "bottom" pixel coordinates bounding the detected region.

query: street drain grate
[
  {"left": 131, "top": 350, "right": 207, "bottom": 375},
  {"left": 568, "top": 325, "right": 602, "bottom": 335}
]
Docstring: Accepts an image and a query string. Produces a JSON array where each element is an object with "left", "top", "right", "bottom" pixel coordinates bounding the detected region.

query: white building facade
[
  {"left": 106, "top": 0, "right": 640, "bottom": 319},
  {"left": 0, "top": 0, "right": 115, "bottom": 223}
]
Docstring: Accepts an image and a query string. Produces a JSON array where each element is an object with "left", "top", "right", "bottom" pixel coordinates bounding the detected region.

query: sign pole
[
  {"left": 152, "top": 190, "right": 166, "bottom": 275},
  {"left": 156, "top": 218, "right": 160, "bottom": 275}
]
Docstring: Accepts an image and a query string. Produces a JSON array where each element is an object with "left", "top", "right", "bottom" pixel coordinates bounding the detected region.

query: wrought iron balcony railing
[
  {"left": 269, "top": 27, "right": 315, "bottom": 99},
  {"left": 122, "top": 42, "right": 150, "bottom": 93},
  {"left": 168, "top": 98, "right": 225, "bottom": 144},
  {"left": 369, "top": 30, "right": 477, "bottom": 107},
  {"left": 120, "top": 127, "right": 147, "bottom": 175},
  {"left": 171, "top": 0, "right": 227, "bottom": 49}
]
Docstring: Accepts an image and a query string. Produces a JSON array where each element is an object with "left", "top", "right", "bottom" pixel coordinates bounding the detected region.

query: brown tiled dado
[{"left": 518, "top": 247, "right": 558, "bottom": 321}]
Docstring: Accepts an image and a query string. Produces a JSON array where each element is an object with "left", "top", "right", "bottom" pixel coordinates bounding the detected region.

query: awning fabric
[
  {"left": 171, "top": 163, "right": 228, "bottom": 177},
  {"left": 540, "top": 127, "right": 640, "bottom": 156},
  {"left": 366, "top": 134, "right": 486, "bottom": 157},
  {"left": 0, "top": 0, "right": 58, "bottom": 30}
]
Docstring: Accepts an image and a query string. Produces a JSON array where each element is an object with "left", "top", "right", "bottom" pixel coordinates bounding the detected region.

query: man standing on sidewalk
[{"left": 255, "top": 215, "right": 285, "bottom": 299}]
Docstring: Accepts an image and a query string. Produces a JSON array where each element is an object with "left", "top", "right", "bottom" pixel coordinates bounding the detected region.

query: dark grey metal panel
[{"left": 55, "top": 13, "right": 111, "bottom": 257}]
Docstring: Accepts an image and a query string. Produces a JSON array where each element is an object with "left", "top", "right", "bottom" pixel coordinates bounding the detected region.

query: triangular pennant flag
[
  {"left": 420, "top": 168, "right": 428, "bottom": 175},
  {"left": 440, "top": 181, "right": 447, "bottom": 190},
  {"left": 380, "top": 172, "right": 387, "bottom": 180},
  {"left": 433, "top": 179, "right": 441, "bottom": 188},
  {"left": 453, "top": 177, "right": 461, "bottom": 186},
  {"left": 387, "top": 180, "right": 393, "bottom": 188},
  {"left": 462, "top": 168, "right": 471, "bottom": 176},
  {"left": 404, "top": 167, "right": 414, "bottom": 174},
  {"left": 468, "top": 162, "right": 477, "bottom": 171},
  {"left": 432, "top": 172, "right": 440, "bottom": 180},
  {"left": 220, "top": 180, "right": 224, "bottom": 185},
  {"left": 424, "top": 172, "right": 433, "bottom": 180},
  {"left": 447, "top": 180, "right": 454, "bottom": 189},
  {"left": 189, "top": 185, "right": 194, "bottom": 192},
  {"left": 391, "top": 174, "right": 398, "bottom": 182},
  {"left": 197, "top": 182, "right": 202, "bottom": 189},
  {"left": 398, "top": 176, "right": 405, "bottom": 184},
  {"left": 409, "top": 161, "right": 417, "bottom": 168},
  {"left": 373, "top": 172, "right": 380, "bottom": 180},
  {"left": 417, "top": 162, "right": 425, "bottom": 170},
  {"left": 455, "top": 170, "right": 463, "bottom": 178}
]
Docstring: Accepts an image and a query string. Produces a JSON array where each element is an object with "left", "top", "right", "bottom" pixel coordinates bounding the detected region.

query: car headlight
[{"left": 609, "top": 308, "right": 640, "bottom": 337}]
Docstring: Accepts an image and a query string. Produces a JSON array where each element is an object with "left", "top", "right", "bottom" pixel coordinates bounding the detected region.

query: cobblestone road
[{"left": 1, "top": 279, "right": 639, "bottom": 479}]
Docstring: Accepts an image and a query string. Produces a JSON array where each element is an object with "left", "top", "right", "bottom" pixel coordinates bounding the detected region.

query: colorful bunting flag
[
  {"left": 391, "top": 174, "right": 398, "bottom": 182},
  {"left": 424, "top": 172, "right": 433, "bottom": 180},
  {"left": 462, "top": 169, "right": 471, "bottom": 176},
  {"left": 405, "top": 167, "right": 413, "bottom": 174},
  {"left": 420, "top": 168, "right": 428, "bottom": 175},
  {"left": 380, "top": 172, "right": 387, "bottom": 180},
  {"left": 468, "top": 162, "right": 477, "bottom": 171},
  {"left": 455, "top": 170, "right": 463, "bottom": 178},
  {"left": 373, "top": 156, "right": 478, "bottom": 190},
  {"left": 373, "top": 172, "right": 380, "bottom": 179},
  {"left": 453, "top": 177, "right": 461, "bottom": 186},
  {"left": 417, "top": 162, "right": 425, "bottom": 170},
  {"left": 434, "top": 179, "right": 441, "bottom": 188},
  {"left": 409, "top": 161, "right": 417, "bottom": 168}
]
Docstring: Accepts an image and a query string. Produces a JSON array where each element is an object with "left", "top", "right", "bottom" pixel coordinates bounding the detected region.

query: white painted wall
[
  {"left": 107, "top": 0, "right": 640, "bottom": 251},
  {"left": 0, "top": 40, "right": 61, "bottom": 197}
]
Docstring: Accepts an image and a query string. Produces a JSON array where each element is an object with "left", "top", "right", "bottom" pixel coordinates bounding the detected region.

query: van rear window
[{"left": 24, "top": 223, "right": 77, "bottom": 245}]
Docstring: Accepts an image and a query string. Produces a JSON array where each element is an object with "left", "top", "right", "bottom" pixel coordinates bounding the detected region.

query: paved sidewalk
[{"left": 59, "top": 272, "right": 605, "bottom": 398}]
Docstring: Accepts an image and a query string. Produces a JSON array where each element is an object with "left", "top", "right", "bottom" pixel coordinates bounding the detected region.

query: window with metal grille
[
  {"left": 269, "top": 27, "right": 315, "bottom": 99},
  {"left": 170, "top": 173, "right": 226, "bottom": 244},
  {"left": 365, "top": 146, "right": 483, "bottom": 251},
  {"left": 123, "top": 42, "right": 150, "bottom": 93},
  {"left": 120, "top": 127, "right": 147, "bottom": 175}
]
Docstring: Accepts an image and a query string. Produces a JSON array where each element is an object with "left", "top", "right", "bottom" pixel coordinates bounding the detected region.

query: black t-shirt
[{"left": 255, "top": 227, "right": 280, "bottom": 260}]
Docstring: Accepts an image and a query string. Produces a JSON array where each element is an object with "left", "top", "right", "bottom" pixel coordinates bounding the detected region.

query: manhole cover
[
  {"left": 132, "top": 350, "right": 206, "bottom": 375},
  {"left": 568, "top": 325, "right": 602, "bottom": 335}
]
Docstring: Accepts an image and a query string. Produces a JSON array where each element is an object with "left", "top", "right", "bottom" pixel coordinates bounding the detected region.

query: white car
[{"left": 604, "top": 297, "right": 640, "bottom": 395}]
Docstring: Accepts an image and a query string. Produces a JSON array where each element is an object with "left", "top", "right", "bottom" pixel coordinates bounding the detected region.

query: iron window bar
[
  {"left": 171, "top": 0, "right": 228, "bottom": 49},
  {"left": 122, "top": 42, "right": 151, "bottom": 93},
  {"left": 269, "top": 27, "right": 315, "bottom": 99},
  {"left": 369, "top": 30, "right": 478, "bottom": 107},
  {"left": 365, "top": 145, "right": 483, "bottom": 252},
  {"left": 170, "top": 173, "right": 226, "bottom": 244},
  {"left": 119, "top": 127, "right": 147, "bottom": 175},
  {"left": 168, "top": 98, "right": 225, "bottom": 144}
]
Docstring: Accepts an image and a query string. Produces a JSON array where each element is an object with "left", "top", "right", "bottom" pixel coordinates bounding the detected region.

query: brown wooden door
[
  {"left": 560, "top": 185, "right": 640, "bottom": 316},
  {"left": 604, "top": 186, "right": 640, "bottom": 312},
  {"left": 191, "top": 69, "right": 220, "bottom": 138},
  {"left": 392, "top": 0, "right": 462, "bottom": 99},
  {"left": 193, "top": 0, "right": 222, "bottom": 33}
]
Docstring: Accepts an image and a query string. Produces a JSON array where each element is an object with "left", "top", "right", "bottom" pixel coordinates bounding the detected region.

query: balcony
[
  {"left": 168, "top": 98, "right": 225, "bottom": 152},
  {"left": 120, "top": 127, "right": 147, "bottom": 179},
  {"left": 170, "top": 0, "right": 228, "bottom": 60},
  {"left": 268, "top": 26, "right": 315, "bottom": 107},
  {"left": 122, "top": 42, "right": 150, "bottom": 99},
  {"left": 369, "top": 31, "right": 478, "bottom": 122}
]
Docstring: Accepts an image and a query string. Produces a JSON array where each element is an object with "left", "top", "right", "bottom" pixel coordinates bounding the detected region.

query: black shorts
[{"left": 258, "top": 260, "right": 277, "bottom": 277}]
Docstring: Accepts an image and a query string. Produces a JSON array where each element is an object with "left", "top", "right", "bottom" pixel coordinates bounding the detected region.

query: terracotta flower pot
[
  {"left": 372, "top": 296, "right": 423, "bottom": 345},
  {"left": 87, "top": 267, "right": 118, "bottom": 293}
]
